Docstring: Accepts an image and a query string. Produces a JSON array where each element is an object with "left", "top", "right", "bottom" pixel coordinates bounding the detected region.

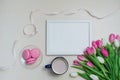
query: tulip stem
[{"left": 118, "top": 47, "right": 120, "bottom": 79}]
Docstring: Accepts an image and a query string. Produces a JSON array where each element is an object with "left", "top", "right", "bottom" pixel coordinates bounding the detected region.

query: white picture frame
[{"left": 46, "top": 20, "right": 92, "bottom": 55}]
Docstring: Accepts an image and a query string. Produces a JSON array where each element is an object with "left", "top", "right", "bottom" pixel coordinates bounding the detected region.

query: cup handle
[{"left": 45, "top": 64, "right": 52, "bottom": 68}]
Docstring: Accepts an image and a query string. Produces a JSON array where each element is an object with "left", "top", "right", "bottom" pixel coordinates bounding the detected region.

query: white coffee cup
[{"left": 45, "top": 57, "right": 69, "bottom": 75}]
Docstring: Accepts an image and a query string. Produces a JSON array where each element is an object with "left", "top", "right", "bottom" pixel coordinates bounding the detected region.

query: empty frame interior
[{"left": 46, "top": 20, "right": 92, "bottom": 55}]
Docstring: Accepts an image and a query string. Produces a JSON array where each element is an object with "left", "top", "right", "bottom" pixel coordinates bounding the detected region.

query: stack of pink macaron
[{"left": 22, "top": 48, "right": 40, "bottom": 65}]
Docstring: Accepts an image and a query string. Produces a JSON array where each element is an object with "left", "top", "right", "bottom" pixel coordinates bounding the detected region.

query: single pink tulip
[
  {"left": 109, "top": 33, "right": 115, "bottom": 43},
  {"left": 86, "top": 61, "right": 94, "bottom": 67},
  {"left": 77, "top": 55, "right": 85, "bottom": 61},
  {"left": 101, "top": 48, "right": 108, "bottom": 57},
  {"left": 86, "top": 47, "right": 93, "bottom": 55},
  {"left": 83, "top": 50, "right": 87, "bottom": 55},
  {"left": 92, "top": 41, "right": 97, "bottom": 48},
  {"left": 90, "top": 47, "right": 96, "bottom": 54},
  {"left": 73, "top": 60, "right": 80, "bottom": 66},
  {"left": 96, "top": 40, "right": 103, "bottom": 48},
  {"left": 116, "top": 35, "right": 120, "bottom": 41}
]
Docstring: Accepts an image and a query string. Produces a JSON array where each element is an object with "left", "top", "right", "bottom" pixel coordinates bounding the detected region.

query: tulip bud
[
  {"left": 73, "top": 60, "right": 79, "bottom": 66},
  {"left": 116, "top": 35, "right": 120, "bottom": 41},
  {"left": 83, "top": 50, "right": 87, "bottom": 55},
  {"left": 109, "top": 33, "right": 115, "bottom": 43},
  {"left": 70, "top": 72, "right": 78, "bottom": 78},
  {"left": 91, "top": 47, "right": 96, "bottom": 54},
  {"left": 90, "top": 74, "right": 99, "bottom": 80},
  {"left": 86, "top": 47, "right": 93, "bottom": 55},
  {"left": 114, "top": 39, "right": 120, "bottom": 48},
  {"left": 86, "top": 61, "right": 94, "bottom": 67},
  {"left": 96, "top": 40, "right": 103, "bottom": 48},
  {"left": 92, "top": 41, "right": 97, "bottom": 48},
  {"left": 77, "top": 55, "right": 85, "bottom": 61},
  {"left": 97, "top": 56, "right": 105, "bottom": 64},
  {"left": 101, "top": 48, "right": 108, "bottom": 57}
]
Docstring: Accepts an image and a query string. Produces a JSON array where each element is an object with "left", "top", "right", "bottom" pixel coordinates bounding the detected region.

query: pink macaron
[
  {"left": 26, "top": 58, "right": 36, "bottom": 62},
  {"left": 22, "top": 48, "right": 41, "bottom": 65},
  {"left": 26, "top": 58, "right": 36, "bottom": 65},
  {"left": 22, "top": 49, "right": 31, "bottom": 60},
  {"left": 31, "top": 48, "right": 40, "bottom": 59},
  {"left": 26, "top": 60, "right": 36, "bottom": 65}
]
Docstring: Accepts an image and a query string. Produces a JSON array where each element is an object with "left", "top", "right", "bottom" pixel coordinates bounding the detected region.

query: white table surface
[{"left": 0, "top": 0, "right": 120, "bottom": 80}]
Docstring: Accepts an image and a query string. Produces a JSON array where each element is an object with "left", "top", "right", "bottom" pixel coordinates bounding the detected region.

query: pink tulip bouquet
[{"left": 72, "top": 33, "right": 120, "bottom": 80}]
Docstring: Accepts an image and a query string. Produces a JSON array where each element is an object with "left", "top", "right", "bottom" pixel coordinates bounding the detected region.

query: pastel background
[{"left": 0, "top": 0, "right": 120, "bottom": 80}]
